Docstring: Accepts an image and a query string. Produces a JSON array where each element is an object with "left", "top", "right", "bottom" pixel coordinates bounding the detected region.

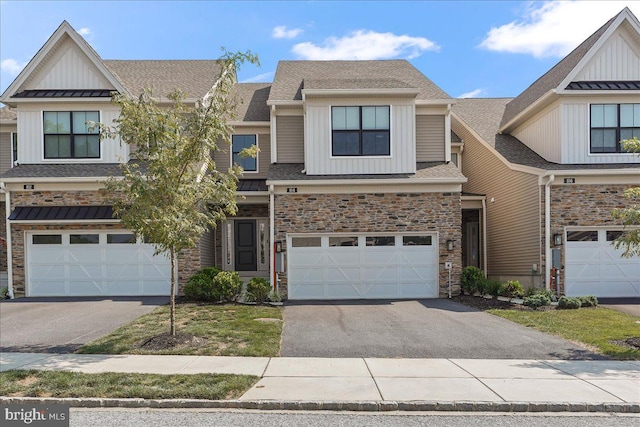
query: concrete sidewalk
[{"left": 1, "top": 352, "right": 639, "bottom": 412}]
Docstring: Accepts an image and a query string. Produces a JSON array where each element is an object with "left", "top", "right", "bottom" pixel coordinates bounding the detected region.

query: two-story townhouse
[
  {"left": 452, "top": 7, "right": 640, "bottom": 298},
  {"left": 263, "top": 60, "right": 467, "bottom": 300},
  {"left": 0, "top": 21, "right": 232, "bottom": 297}
]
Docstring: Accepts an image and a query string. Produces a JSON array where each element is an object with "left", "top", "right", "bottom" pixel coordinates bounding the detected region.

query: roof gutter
[{"left": 267, "top": 177, "right": 468, "bottom": 186}]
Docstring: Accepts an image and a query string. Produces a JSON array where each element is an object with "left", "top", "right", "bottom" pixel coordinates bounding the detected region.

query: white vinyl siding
[
  {"left": 575, "top": 25, "right": 640, "bottom": 81},
  {"left": 513, "top": 103, "right": 562, "bottom": 163},
  {"left": 16, "top": 106, "right": 126, "bottom": 163},
  {"left": 27, "top": 36, "right": 114, "bottom": 90},
  {"left": 562, "top": 101, "right": 639, "bottom": 163},
  {"left": 276, "top": 116, "right": 304, "bottom": 163},
  {"left": 416, "top": 115, "right": 445, "bottom": 162},
  {"left": 454, "top": 119, "right": 541, "bottom": 277},
  {"left": 305, "top": 99, "right": 416, "bottom": 175}
]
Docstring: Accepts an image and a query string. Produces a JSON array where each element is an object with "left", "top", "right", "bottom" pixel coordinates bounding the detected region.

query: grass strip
[
  {"left": 489, "top": 307, "right": 640, "bottom": 360},
  {"left": 0, "top": 370, "right": 257, "bottom": 400}
]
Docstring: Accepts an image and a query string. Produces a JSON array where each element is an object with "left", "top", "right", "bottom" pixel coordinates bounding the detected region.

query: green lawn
[
  {"left": 489, "top": 307, "right": 640, "bottom": 360},
  {"left": 0, "top": 370, "right": 257, "bottom": 399},
  {"left": 77, "top": 303, "right": 282, "bottom": 357}
]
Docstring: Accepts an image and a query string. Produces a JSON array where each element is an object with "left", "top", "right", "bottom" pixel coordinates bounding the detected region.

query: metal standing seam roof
[
  {"left": 9, "top": 205, "right": 115, "bottom": 221},
  {"left": 565, "top": 81, "right": 640, "bottom": 90},
  {"left": 12, "top": 89, "right": 113, "bottom": 98},
  {"left": 268, "top": 60, "right": 451, "bottom": 102},
  {"left": 237, "top": 179, "right": 268, "bottom": 191}
]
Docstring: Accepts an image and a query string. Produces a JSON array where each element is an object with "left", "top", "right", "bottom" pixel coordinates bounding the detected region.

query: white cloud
[
  {"left": 77, "top": 27, "right": 91, "bottom": 36},
  {"left": 273, "top": 25, "right": 303, "bottom": 39},
  {"left": 1, "top": 58, "right": 25, "bottom": 75},
  {"left": 241, "top": 71, "right": 275, "bottom": 83},
  {"left": 292, "top": 30, "right": 439, "bottom": 60},
  {"left": 458, "top": 88, "right": 486, "bottom": 98},
  {"left": 479, "top": 1, "right": 639, "bottom": 58}
]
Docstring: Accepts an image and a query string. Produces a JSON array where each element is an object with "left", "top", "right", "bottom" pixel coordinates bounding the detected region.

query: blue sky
[{"left": 1, "top": 1, "right": 638, "bottom": 99}]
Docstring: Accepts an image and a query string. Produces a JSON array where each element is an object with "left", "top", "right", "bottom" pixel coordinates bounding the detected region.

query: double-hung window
[
  {"left": 332, "top": 106, "right": 390, "bottom": 156},
  {"left": 231, "top": 135, "right": 257, "bottom": 172},
  {"left": 590, "top": 104, "right": 640, "bottom": 153},
  {"left": 44, "top": 111, "right": 100, "bottom": 159}
]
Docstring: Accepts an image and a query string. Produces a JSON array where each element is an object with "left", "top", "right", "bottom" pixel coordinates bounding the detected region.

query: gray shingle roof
[
  {"left": 0, "top": 106, "right": 17, "bottom": 120},
  {"left": 267, "top": 162, "right": 465, "bottom": 182},
  {"left": 303, "top": 78, "right": 414, "bottom": 91},
  {"left": 500, "top": 12, "right": 618, "bottom": 128},
  {"left": 234, "top": 83, "right": 271, "bottom": 122},
  {"left": 454, "top": 98, "right": 640, "bottom": 171},
  {"left": 269, "top": 60, "right": 450, "bottom": 102},
  {"left": 104, "top": 60, "right": 222, "bottom": 99},
  {"left": 0, "top": 163, "right": 128, "bottom": 179}
]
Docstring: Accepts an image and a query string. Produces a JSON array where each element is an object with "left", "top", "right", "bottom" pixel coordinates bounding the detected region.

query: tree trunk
[{"left": 170, "top": 247, "right": 176, "bottom": 336}]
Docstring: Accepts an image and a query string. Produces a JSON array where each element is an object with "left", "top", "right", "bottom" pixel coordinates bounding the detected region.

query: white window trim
[
  {"left": 231, "top": 134, "right": 259, "bottom": 174},
  {"left": 328, "top": 105, "right": 394, "bottom": 159},
  {"left": 40, "top": 110, "right": 104, "bottom": 162},
  {"left": 587, "top": 102, "right": 639, "bottom": 157}
]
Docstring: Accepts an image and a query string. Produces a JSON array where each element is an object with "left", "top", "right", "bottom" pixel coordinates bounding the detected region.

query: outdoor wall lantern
[
  {"left": 553, "top": 233, "right": 563, "bottom": 246},
  {"left": 446, "top": 239, "right": 454, "bottom": 251},
  {"left": 275, "top": 241, "right": 283, "bottom": 253}
]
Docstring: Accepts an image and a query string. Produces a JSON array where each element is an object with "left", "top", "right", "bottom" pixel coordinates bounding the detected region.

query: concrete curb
[{"left": 2, "top": 397, "right": 639, "bottom": 413}]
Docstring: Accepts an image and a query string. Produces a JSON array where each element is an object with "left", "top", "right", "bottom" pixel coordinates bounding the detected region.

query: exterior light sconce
[
  {"left": 446, "top": 240, "right": 454, "bottom": 251},
  {"left": 553, "top": 233, "right": 562, "bottom": 246},
  {"left": 275, "top": 241, "right": 283, "bottom": 253}
]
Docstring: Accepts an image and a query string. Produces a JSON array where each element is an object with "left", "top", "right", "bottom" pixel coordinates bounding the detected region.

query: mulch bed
[
  {"left": 136, "top": 332, "right": 208, "bottom": 351},
  {"left": 452, "top": 294, "right": 556, "bottom": 311}
]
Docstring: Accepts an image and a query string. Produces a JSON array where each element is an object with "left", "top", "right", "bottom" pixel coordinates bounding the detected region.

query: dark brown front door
[{"left": 235, "top": 220, "right": 257, "bottom": 271}]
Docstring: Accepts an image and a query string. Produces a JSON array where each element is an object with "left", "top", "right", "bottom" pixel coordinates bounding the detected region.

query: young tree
[
  {"left": 612, "top": 137, "right": 640, "bottom": 257},
  {"left": 99, "top": 51, "right": 259, "bottom": 336}
]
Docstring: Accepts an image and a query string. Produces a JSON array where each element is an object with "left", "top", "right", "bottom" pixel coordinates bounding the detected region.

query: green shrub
[
  {"left": 485, "top": 279, "right": 504, "bottom": 297},
  {"left": 461, "top": 266, "right": 485, "bottom": 295},
  {"left": 246, "top": 277, "right": 271, "bottom": 304},
  {"left": 212, "top": 271, "right": 243, "bottom": 302},
  {"left": 1, "top": 287, "right": 8, "bottom": 299},
  {"left": 578, "top": 295, "right": 598, "bottom": 307},
  {"left": 524, "top": 287, "right": 538, "bottom": 297},
  {"left": 269, "top": 290, "right": 282, "bottom": 303},
  {"left": 523, "top": 294, "right": 551, "bottom": 309},
  {"left": 558, "top": 296, "right": 582, "bottom": 309},
  {"left": 502, "top": 280, "right": 524, "bottom": 298},
  {"left": 183, "top": 267, "right": 222, "bottom": 301}
]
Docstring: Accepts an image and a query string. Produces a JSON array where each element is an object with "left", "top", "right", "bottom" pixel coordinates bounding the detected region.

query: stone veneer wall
[
  {"left": 274, "top": 192, "right": 462, "bottom": 299},
  {"left": 9, "top": 190, "right": 201, "bottom": 297},
  {"left": 0, "top": 201, "right": 7, "bottom": 272},
  {"left": 544, "top": 184, "right": 636, "bottom": 295}
]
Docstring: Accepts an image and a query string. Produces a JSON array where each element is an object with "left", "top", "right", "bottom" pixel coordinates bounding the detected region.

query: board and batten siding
[
  {"left": 276, "top": 116, "right": 304, "bottom": 163},
  {"left": 453, "top": 119, "right": 541, "bottom": 277},
  {"left": 26, "top": 36, "right": 114, "bottom": 90},
  {"left": 512, "top": 103, "right": 562, "bottom": 163},
  {"left": 305, "top": 99, "right": 416, "bottom": 175},
  {"left": 561, "top": 98, "right": 639, "bottom": 164},
  {"left": 416, "top": 115, "right": 445, "bottom": 162},
  {"left": 0, "top": 132, "right": 13, "bottom": 174},
  {"left": 213, "top": 131, "right": 271, "bottom": 178},
  {"left": 17, "top": 105, "right": 126, "bottom": 164},
  {"left": 575, "top": 24, "right": 640, "bottom": 81}
]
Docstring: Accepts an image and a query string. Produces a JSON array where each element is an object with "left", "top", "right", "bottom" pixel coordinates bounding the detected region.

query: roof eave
[
  {"left": 499, "top": 90, "right": 558, "bottom": 134},
  {"left": 267, "top": 177, "right": 468, "bottom": 186}
]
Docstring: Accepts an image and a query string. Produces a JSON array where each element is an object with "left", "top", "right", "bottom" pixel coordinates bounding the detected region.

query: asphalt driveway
[
  {"left": 281, "top": 299, "right": 605, "bottom": 360},
  {"left": 0, "top": 297, "right": 168, "bottom": 353}
]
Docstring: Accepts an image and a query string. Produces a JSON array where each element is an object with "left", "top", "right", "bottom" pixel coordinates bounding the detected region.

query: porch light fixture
[
  {"left": 446, "top": 239, "right": 454, "bottom": 251},
  {"left": 553, "top": 233, "right": 562, "bottom": 246}
]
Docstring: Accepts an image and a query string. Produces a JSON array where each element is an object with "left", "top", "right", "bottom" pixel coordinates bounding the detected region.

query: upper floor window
[
  {"left": 232, "top": 134, "right": 257, "bottom": 172},
  {"left": 332, "top": 106, "right": 390, "bottom": 156},
  {"left": 43, "top": 111, "right": 100, "bottom": 159},
  {"left": 11, "top": 133, "right": 17, "bottom": 166},
  {"left": 590, "top": 104, "right": 640, "bottom": 153}
]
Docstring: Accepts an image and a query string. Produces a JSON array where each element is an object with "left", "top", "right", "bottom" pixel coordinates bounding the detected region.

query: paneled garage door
[
  {"left": 565, "top": 229, "right": 640, "bottom": 297},
  {"left": 288, "top": 234, "right": 438, "bottom": 300},
  {"left": 26, "top": 231, "right": 171, "bottom": 297}
]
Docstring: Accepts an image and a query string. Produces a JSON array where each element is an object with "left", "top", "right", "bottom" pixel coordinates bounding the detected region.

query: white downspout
[
  {"left": 269, "top": 184, "right": 276, "bottom": 291},
  {"left": 482, "top": 197, "right": 487, "bottom": 275},
  {"left": 3, "top": 184, "right": 13, "bottom": 299},
  {"left": 544, "top": 175, "right": 555, "bottom": 290}
]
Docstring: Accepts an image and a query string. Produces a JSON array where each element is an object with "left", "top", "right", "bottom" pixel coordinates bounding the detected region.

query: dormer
[
  {"left": 500, "top": 7, "right": 640, "bottom": 165},
  {"left": 268, "top": 60, "right": 453, "bottom": 175}
]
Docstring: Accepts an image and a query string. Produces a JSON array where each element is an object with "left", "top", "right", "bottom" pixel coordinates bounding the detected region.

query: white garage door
[
  {"left": 565, "top": 229, "right": 640, "bottom": 298},
  {"left": 288, "top": 234, "right": 439, "bottom": 300},
  {"left": 27, "top": 231, "right": 171, "bottom": 297}
]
